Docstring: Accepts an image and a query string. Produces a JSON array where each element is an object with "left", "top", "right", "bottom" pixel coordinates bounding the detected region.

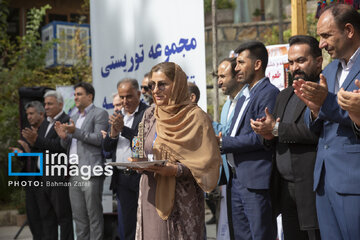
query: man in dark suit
[
  {"left": 219, "top": 41, "right": 279, "bottom": 240},
  {"left": 293, "top": 4, "right": 360, "bottom": 239},
  {"left": 103, "top": 78, "right": 148, "bottom": 240},
  {"left": 10, "top": 101, "right": 45, "bottom": 240},
  {"left": 22, "top": 90, "right": 74, "bottom": 240},
  {"left": 251, "top": 35, "right": 322, "bottom": 240}
]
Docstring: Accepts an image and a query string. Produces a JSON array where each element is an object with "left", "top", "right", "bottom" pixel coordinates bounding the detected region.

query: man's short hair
[
  {"left": 112, "top": 92, "right": 119, "bottom": 99},
  {"left": 25, "top": 101, "right": 45, "bottom": 114},
  {"left": 44, "top": 90, "right": 64, "bottom": 103},
  {"left": 74, "top": 82, "right": 95, "bottom": 101},
  {"left": 188, "top": 82, "right": 200, "bottom": 103},
  {"left": 219, "top": 57, "right": 237, "bottom": 79},
  {"left": 234, "top": 41, "right": 268, "bottom": 73},
  {"left": 117, "top": 78, "right": 139, "bottom": 91},
  {"left": 322, "top": 3, "right": 360, "bottom": 34},
  {"left": 289, "top": 35, "right": 322, "bottom": 58},
  {"left": 144, "top": 72, "right": 150, "bottom": 78}
]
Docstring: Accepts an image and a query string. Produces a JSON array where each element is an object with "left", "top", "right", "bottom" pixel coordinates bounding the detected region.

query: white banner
[
  {"left": 265, "top": 44, "right": 290, "bottom": 91},
  {"left": 90, "top": 0, "right": 207, "bottom": 111}
]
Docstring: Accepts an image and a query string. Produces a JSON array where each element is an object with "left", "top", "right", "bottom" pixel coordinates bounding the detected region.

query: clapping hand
[
  {"left": 250, "top": 107, "right": 280, "bottom": 140},
  {"left": 293, "top": 74, "right": 328, "bottom": 119},
  {"left": 22, "top": 126, "right": 38, "bottom": 146},
  {"left": 63, "top": 119, "right": 76, "bottom": 134},
  {"left": 54, "top": 121, "right": 67, "bottom": 139},
  {"left": 109, "top": 112, "right": 124, "bottom": 138},
  {"left": 338, "top": 79, "right": 360, "bottom": 126},
  {"left": 18, "top": 140, "right": 31, "bottom": 153}
]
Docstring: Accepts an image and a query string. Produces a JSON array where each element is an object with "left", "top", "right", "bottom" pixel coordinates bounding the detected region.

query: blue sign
[{"left": 8, "top": 151, "right": 43, "bottom": 176}]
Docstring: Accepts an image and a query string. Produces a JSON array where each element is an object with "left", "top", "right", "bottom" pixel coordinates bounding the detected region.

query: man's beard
[
  {"left": 143, "top": 93, "right": 153, "bottom": 104},
  {"left": 292, "top": 70, "right": 318, "bottom": 82}
]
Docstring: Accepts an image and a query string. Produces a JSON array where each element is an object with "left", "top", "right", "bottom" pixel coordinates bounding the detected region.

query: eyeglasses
[
  {"left": 141, "top": 85, "right": 149, "bottom": 91},
  {"left": 148, "top": 81, "right": 169, "bottom": 91}
]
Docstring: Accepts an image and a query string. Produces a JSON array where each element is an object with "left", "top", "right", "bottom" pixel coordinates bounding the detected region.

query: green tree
[
  {"left": 0, "top": 2, "right": 91, "bottom": 203},
  {"left": 204, "top": 0, "right": 235, "bottom": 13}
]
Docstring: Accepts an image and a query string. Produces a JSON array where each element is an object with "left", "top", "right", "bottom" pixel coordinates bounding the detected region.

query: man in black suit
[
  {"left": 22, "top": 90, "right": 74, "bottom": 240},
  {"left": 251, "top": 35, "right": 322, "bottom": 240},
  {"left": 103, "top": 78, "right": 148, "bottom": 240},
  {"left": 10, "top": 101, "right": 45, "bottom": 240}
]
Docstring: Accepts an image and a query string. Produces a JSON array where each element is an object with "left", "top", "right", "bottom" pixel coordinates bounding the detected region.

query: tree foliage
[
  {"left": 0, "top": 2, "right": 91, "bottom": 203},
  {"left": 204, "top": 0, "right": 235, "bottom": 13},
  {"left": 263, "top": 13, "right": 319, "bottom": 46}
]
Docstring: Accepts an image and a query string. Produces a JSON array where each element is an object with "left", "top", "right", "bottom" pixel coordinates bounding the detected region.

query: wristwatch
[{"left": 272, "top": 122, "right": 279, "bottom": 137}]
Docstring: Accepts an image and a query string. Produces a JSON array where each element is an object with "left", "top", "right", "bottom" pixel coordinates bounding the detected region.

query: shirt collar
[
  {"left": 248, "top": 77, "right": 266, "bottom": 97},
  {"left": 121, "top": 105, "right": 140, "bottom": 117},
  {"left": 47, "top": 110, "right": 63, "bottom": 123},
  {"left": 229, "top": 84, "right": 248, "bottom": 102},
  {"left": 242, "top": 85, "right": 250, "bottom": 98},
  {"left": 340, "top": 47, "right": 360, "bottom": 71},
  {"left": 78, "top": 103, "right": 94, "bottom": 116}
]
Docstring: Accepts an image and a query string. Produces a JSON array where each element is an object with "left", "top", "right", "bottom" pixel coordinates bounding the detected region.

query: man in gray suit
[{"left": 55, "top": 82, "right": 108, "bottom": 240}]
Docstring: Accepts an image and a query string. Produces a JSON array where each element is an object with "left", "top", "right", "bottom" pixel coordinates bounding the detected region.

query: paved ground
[
  {"left": 205, "top": 208, "right": 217, "bottom": 239},
  {"left": 0, "top": 210, "right": 217, "bottom": 240},
  {"left": 0, "top": 225, "right": 32, "bottom": 240}
]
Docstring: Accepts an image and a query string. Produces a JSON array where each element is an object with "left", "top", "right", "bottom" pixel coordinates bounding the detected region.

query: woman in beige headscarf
[{"left": 133, "top": 62, "right": 221, "bottom": 240}]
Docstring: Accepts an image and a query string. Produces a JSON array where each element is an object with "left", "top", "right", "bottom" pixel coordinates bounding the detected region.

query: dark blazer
[
  {"left": 34, "top": 112, "right": 69, "bottom": 154},
  {"left": 18, "top": 126, "right": 44, "bottom": 182},
  {"left": 103, "top": 101, "right": 148, "bottom": 193},
  {"left": 305, "top": 55, "right": 360, "bottom": 194},
  {"left": 353, "top": 123, "right": 360, "bottom": 139},
  {"left": 268, "top": 86, "right": 319, "bottom": 230},
  {"left": 33, "top": 112, "right": 70, "bottom": 182},
  {"left": 222, "top": 77, "right": 279, "bottom": 189}
]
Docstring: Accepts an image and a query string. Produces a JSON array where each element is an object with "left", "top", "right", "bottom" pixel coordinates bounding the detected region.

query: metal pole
[
  {"left": 211, "top": 0, "right": 219, "bottom": 122},
  {"left": 279, "top": 0, "right": 284, "bottom": 43},
  {"left": 260, "top": 0, "right": 265, "bottom": 21}
]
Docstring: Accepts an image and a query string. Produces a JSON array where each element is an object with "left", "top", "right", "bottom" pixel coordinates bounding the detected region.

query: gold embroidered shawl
[{"left": 153, "top": 63, "right": 221, "bottom": 220}]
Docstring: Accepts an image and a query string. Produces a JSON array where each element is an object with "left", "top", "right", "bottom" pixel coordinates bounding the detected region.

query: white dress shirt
[
  {"left": 115, "top": 106, "right": 140, "bottom": 168},
  {"left": 45, "top": 110, "right": 64, "bottom": 137},
  {"left": 335, "top": 47, "right": 360, "bottom": 93},
  {"left": 69, "top": 104, "right": 94, "bottom": 156},
  {"left": 227, "top": 85, "right": 248, "bottom": 121},
  {"left": 227, "top": 79, "right": 265, "bottom": 167},
  {"left": 40, "top": 110, "right": 64, "bottom": 169}
]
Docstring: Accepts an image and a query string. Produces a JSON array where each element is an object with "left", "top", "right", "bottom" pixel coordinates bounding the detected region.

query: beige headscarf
[{"left": 153, "top": 63, "right": 221, "bottom": 220}]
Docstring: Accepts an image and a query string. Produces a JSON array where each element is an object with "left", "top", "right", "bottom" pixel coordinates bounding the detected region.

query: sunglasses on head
[
  {"left": 148, "top": 81, "right": 169, "bottom": 91},
  {"left": 141, "top": 85, "right": 149, "bottom": 91}
]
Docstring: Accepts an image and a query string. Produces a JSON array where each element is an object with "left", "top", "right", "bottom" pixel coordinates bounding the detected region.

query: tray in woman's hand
[{"left": 106, "top": 160, "right": 167, "bottom": 169}]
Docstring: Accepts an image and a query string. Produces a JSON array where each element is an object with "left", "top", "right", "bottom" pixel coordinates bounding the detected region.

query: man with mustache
[
  {"left": 251, "top": 35, "right": 322, "bottom": 240},
  {"left": 293, "top": 4, "right": 360, "bottom": 239},
  {"left": 220, "top": 41, "right": 279, "bottom": 240}
]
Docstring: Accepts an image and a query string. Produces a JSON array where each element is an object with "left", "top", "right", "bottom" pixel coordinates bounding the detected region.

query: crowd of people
[{"left": 10, "top": 3, "right": 360, "bottom": 240}]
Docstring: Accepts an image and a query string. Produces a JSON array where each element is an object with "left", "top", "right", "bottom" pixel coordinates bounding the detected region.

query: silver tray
[{"left": 106, "top": 160, "right": 167, "bottom": 169}]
